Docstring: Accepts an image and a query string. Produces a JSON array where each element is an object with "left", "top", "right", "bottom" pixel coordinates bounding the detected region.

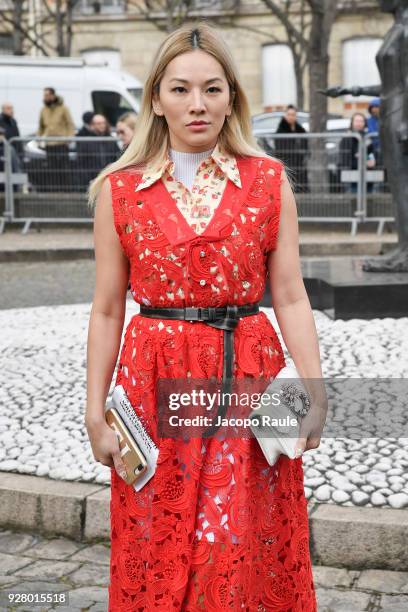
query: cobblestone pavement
[
  {"left": 0, "top": 527, "right": 407, "bottom": 611},
  {"left": 0, "top": 261, "right": 95, "bottom": 310},
  {"left": 1, "top": 302, "right": 408, "bottom": 507}
]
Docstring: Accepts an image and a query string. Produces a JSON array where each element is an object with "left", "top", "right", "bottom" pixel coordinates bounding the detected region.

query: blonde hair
[
  {"left": 87, "top": 21, "right": 270, "bottom": 209},
  {"left": 117, "top": 111, "right": 138, "bottom": 131}
]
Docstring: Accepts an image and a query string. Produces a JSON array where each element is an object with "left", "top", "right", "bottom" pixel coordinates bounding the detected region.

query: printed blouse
[{"left": 135, "top": 142, "right": 242, "bottom": 234}]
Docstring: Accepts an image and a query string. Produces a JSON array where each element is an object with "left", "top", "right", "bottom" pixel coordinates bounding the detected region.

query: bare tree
[
  {"left": 0, "top": 0, "right": 81, "bottom": 56},
  {"left": 261, "top": 0, "right": 310, "bottom": 109},
  {"left": 125, "top": 0, "right": 241, "bottom": 33},
  {"left": 305, "top": 0, "right": 338, "bottom": 132},
  {"left": 0, "top": 0, "right": 47, "bottom": 55},
  {"left": 11, "top": 0, "right": 25, "bottom": 55},
  {"left": 260, "top": 0, "right": 339, "bottom": 193},
  {"left": 39, "top": 0, "right": 81, "bottom": 56},
  {"left": 261, "top": 0, "right": 339, "bottom": 126}
]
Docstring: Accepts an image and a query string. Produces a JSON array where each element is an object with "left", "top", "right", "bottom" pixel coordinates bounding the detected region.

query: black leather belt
[{"left": 139, "top": 303, "right": 260, "bottom": 437}]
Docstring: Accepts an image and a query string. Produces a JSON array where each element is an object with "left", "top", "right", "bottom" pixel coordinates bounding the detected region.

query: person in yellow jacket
[{"left": 37, "top": 87, "right": 75, "bottom": 191}]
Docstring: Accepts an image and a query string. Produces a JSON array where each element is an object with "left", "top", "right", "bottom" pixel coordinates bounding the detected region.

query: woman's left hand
[{"left": 294, "top": 399, "right": 328, "bottom": 457}]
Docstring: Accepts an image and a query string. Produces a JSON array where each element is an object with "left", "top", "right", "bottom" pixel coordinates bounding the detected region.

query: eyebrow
[{"left": 169, "top": 77, "right": 224, "bottom": 84}]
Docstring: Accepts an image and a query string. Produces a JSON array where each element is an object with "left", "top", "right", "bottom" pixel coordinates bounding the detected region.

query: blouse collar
[{"left": 135, "top": 141, "right": 242, "bottom": 191}]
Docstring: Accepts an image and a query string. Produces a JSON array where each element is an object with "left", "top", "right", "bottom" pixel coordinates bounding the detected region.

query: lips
[{"left": 187, "top": 121, "right": 209, "bottom": 126}]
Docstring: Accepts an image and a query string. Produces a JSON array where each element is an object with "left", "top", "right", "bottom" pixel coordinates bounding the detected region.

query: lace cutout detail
[{"left": 107, "top": 155, "right": 317, "bottom": 611}]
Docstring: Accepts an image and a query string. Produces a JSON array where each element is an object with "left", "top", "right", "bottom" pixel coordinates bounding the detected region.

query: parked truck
[{"left": 0, "top": 55, "right": 142, "bottom": 136}]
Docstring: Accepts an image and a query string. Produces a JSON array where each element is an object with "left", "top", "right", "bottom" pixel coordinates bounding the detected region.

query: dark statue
[{"left": 323, "top": 0, "right": 408, "bottom": 272}]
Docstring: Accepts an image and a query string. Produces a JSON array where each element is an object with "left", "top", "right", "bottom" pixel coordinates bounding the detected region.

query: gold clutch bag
[
  {"left": 105, "top": 406, "right": 148, "bottom": 486},
  {"left": 105, "top": 385, "right": 159, "bottom": 491}
]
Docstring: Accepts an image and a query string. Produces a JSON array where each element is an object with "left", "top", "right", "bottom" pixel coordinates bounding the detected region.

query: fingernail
[
  {"left": 295, "top": 448, "right": 303, "bottom": 458},
  {"left": 119, "top": 470, "right": 127, "bottom": 480}
]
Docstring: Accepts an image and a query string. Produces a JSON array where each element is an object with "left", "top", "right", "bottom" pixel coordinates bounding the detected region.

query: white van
[{"left": 0, "top": 55, "right": 142, "bottom": 136}]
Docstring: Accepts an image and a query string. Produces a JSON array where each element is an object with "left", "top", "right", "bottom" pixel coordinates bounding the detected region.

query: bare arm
[
  {"left": 267, "top": 170, "right": 327, "bottom": 452},
  {"left": 267, "top": 170, "right": 322, "bottom": 379},
  {"left": 85, "top": 177, "right": 130, "bottom": 428}
]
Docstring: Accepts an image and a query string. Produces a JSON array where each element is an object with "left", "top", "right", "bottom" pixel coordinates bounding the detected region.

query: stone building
[{"left": 1, "top": 0, "right": 391, "bottom": 117}]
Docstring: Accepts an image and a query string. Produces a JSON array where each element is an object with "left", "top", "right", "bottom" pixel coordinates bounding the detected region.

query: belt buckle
[
  {"left": 227, "top": 304, "right": 239, "bottom": 319},
  {"left": 184, "top": 307, "right": 200, "bottom": 321},
  {"left": 207, "top": 307, "right": 217, "bottom": 321}
]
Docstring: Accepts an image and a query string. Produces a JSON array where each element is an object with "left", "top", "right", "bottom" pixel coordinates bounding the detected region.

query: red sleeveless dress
[{"left": 107, "top": 155, "right": 317, "bottom": 611}]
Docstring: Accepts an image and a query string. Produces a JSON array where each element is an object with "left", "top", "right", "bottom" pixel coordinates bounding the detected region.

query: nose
[{"left": 188, "top": 88, "right": 206, "bottom": 113}]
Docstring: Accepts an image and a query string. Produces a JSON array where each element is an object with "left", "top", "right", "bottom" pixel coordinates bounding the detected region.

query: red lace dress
[{"left": 107, "top": 154, "right": 317, "bottom": 611}]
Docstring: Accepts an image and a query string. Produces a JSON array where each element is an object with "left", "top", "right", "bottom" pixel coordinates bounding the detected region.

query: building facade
[{"left": 1, "top": 0, "right": 391, "bottom": 117}]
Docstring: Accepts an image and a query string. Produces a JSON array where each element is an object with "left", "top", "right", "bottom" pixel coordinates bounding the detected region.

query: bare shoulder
[{"left": 94, "top": 176, "right": 114, "bottom": 227}]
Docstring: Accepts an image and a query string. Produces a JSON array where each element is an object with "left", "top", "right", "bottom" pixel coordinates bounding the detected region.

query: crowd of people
[
  {"left": 271, "top": 99, "right": 383, "bottom": 194},
  {"left": 0, "top": 87, "right": 137, "bottom": 192},
  {"left": 1, "top": 87, "right": 383, "bottom": 195}
]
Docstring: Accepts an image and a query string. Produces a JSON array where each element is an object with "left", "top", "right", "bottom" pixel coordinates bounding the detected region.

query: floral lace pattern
[
  {"left": 134, "top": 142, "right": 241, "bottom": 236},
  {"left": 107, "top": 153, "right": 317, "bottom": 611}
]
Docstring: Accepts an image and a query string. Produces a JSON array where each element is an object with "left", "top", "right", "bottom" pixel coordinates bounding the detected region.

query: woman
[
  {"left": 116, "top": 111, "right": 138, "bottom": 150},
  {"left": 275, "top": 105, "right": 309, "bottom": 193},
  {"left": 86, "top": 22, "right": 326, "bottom": 611},
  {"left": 338, "top": 112, "right": 376, "bottom": 193}
]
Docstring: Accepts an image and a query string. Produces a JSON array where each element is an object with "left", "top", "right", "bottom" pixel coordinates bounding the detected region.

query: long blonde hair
[
  {"left": 87, "top": 21, "right": 269, "bottom": 209},
  {"left": 117, "top": 111, "right": 138, "bottom": 131}
]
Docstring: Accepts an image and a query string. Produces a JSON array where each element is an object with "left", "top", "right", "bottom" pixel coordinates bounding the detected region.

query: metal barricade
[
  {"left": 362, "top": 131, "right": 393, "bottom": 235},
  {"left": 253, "top": 130, "right": 392, "bottom": 236},
  {"left": 0, "top": 132, "right": 394, "bottom": 235},
  {"left": 1, "top": 136, "right": 121, "bottom": 234}
]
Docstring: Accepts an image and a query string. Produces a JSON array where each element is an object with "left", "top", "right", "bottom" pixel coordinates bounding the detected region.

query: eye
[{"left": 171, "top": 86, "right": 222, "bottom": 93}]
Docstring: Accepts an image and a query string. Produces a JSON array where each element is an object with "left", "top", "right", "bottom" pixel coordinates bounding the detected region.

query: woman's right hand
[{"left": 85, "top": 417, "right": 128, "bottom": 481}]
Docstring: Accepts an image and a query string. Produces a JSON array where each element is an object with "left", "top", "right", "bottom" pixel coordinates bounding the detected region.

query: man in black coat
[
  {"left": 0, "top": 103, "right": 20, "bottom": 140},
  {"left": 76, "top": 111, "right": 96, "bottom": 189},
  {"left": 76, "top": 111, "right": 95, "bottom": 138},
  {"left": 75, "top": 113, "right": 119, "bottom": 190},
  {"left": 0, "top": 103, "right": 23, "bottom": 159},
  {"left": 0, "top": 126, "right": 22, "bottom": 193},
  {"left": 275, "top": 105, "right": 309, "bottom": 192}
]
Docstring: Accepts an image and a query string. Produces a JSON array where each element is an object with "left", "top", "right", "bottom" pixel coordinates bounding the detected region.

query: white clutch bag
[{"left": 249, "top": 365, "right": 311, "bottom": 466}]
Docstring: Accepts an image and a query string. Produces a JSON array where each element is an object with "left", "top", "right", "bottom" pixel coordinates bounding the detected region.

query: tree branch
[
  {"left": 0, "top": 9, "right": 51, "bottom": 56},
  {"left": 261, "top": 0, "right": 307, "bottom": 47}
]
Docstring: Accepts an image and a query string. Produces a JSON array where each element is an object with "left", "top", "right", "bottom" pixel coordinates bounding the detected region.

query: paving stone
[
  {"left": 9, "top": 606, "right": 54, "bottom": 612},
  {"left": 0, "top": 472, "right": 102, "bottom": 541},
  {"left": 13, "top": 559, "right": 80, "bottom": 580},
  {"left": 315, "top": 586, "right": 371, "bottom": 611},
  {"left": 66, "top": 562, "right": 110, "bottom": 587},
  {"left": 0, "top": 580, "right": 70, "bottom": 611},
  {"left": 23, "top": 537, "right": 85, "bottom": 561},
  {"left": 379, "top": 594, "right": 408, "bottom": 611},
  {"left": 52, "top": 609, "right": 85, "bottom": 612},
  {"left": 312, "top": 565, "right": 358, "bottom": 588},
  {"left": 68, "top": 543, "right": 110, "bottom": 565},
  {"left": 55, "top": 585, "right": 108, "bottom": 608},
  {"left": 84, "top": 487, "right": 111, "bottom": 541},
  {"left": 0, "top": 552, "right": 34, "bottom": 575},
  {"left": 0, "top": 573, "right": 19, "bottom": 587},
  {"left": 310, "top": 504, "right": 408, "bottom": 570},
  {"left": 0, "top": 531, "right": 38, "bottom": 554},
  {"left": 356, "top": 569, "right": 408, "bottom": 594}
]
